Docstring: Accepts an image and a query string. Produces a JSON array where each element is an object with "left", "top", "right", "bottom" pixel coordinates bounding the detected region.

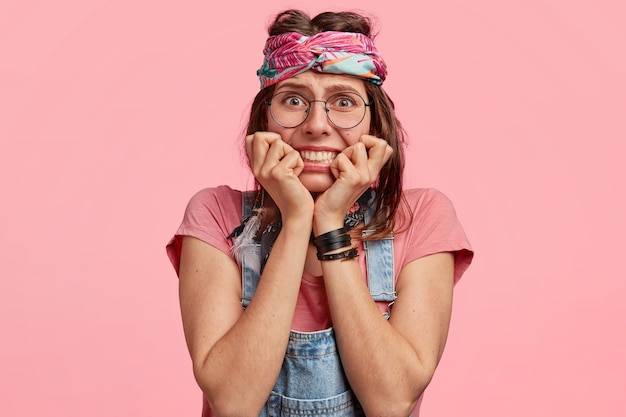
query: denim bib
[{"left": 238, "top": 192, "right": 397, "bottom": 416}]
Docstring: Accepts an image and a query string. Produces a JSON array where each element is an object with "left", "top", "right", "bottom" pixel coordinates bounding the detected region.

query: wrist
[
  {"left": 313, "top": 226, "right": 353, "bottom": 257},
  {"left": 281, "top": 213, "right": 313, "bottom": 237},
  {"left": 312, "top": 214, "right": 345, "bottom": 236},
  {"left": 317, "top": 247, "right": 359, "bottom": 261}
]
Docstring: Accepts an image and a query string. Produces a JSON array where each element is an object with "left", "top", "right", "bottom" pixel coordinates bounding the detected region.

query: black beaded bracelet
[{"left": 317, "top": 247, "right": 359, "bottom": 261}]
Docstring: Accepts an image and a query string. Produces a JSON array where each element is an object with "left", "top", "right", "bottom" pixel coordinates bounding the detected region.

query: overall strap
[
  {"left": 240, "top": 191, "right": 261, "bottom": 308},
  {"left": 362, "top": 205, "right": 397, "bottom": 318},
  {"left": 242, "top": 190, "right": 255, "bottom": 218}
]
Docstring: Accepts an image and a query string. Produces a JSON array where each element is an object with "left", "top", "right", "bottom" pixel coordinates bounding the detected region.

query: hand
[
  {"left": 313, "top": 135, "right": 393, "bottom": 233},
  {"left": 245, "top": 132, "right": 314, "bottom": 220}
]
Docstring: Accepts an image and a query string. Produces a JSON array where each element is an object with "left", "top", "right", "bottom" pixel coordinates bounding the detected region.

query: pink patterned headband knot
[{"left": 257, "top": 31, "right": 387, "bottom": 89}]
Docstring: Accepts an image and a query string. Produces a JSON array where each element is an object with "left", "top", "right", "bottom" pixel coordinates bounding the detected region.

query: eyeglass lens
[{"left": 269, "top": 91, "right": 368, "bottom": 129}]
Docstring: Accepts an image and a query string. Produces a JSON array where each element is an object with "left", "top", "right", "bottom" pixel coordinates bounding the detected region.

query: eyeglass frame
[{"left": 265, "top": 91, "right": 373, "bottom": 129}]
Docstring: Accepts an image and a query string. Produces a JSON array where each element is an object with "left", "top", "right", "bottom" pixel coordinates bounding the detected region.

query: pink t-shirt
[{"left": 166, "top": 185, "right": 473, "bottom": 332}]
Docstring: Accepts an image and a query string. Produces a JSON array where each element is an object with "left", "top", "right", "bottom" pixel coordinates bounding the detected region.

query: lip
[{"left": 302, "top": 161, "right": 332, "bottom": 171}]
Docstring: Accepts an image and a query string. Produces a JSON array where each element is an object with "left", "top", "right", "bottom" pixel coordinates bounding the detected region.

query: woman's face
[{"left": 266, "top": 71, "right": 371, "bottom": 193}]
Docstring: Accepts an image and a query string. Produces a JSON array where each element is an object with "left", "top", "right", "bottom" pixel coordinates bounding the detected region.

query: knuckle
[{"left": 269, "top": 167, "right": 282, "bottom": 181}]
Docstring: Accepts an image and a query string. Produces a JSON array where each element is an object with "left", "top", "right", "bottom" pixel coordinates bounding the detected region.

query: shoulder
[
  {"left": 180, "top": 185, "right": 247, "bottom": 227},
  {"left": 185, "top": 185, "right": 243, "bottom": 212},
  {"left": 401, "top": 188, "right": 459, "bottom": 224},
  {"left": 181, "top": 185, "right": 248, "bottom": 238},
  {"left": 397, "top": 188, "right": 473, "bottom": 284},
  {"left": 167, "top": 186, "right": 246, "bottom": 275},
  {"left": 403, "top": 187, "right": 453, "bottom": 204}
]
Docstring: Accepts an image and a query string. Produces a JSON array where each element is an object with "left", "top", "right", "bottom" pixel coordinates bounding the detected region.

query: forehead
[{"left": 274, "top": 71, "right": 367, "bottom": 96}]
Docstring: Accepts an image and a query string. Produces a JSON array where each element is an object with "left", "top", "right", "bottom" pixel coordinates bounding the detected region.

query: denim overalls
[{"left": 238, "top": 193, "right": 397, "bottom": 416}]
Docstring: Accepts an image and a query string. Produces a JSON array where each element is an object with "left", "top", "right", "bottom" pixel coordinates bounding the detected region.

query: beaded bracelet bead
[{"left": 317, "top": 247, "right": 359, "bottom": 261}]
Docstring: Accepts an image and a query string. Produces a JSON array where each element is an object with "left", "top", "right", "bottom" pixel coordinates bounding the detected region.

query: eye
[
  {"left": 329, "top": 94, "right": 359, "bottom": 111},
  {"left": 277, "top": 92, "right": 308, "bottom": 109}
]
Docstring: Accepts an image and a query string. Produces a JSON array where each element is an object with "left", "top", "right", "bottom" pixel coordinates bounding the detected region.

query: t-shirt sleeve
[
  {"left": 400, "top": 188, "right": 474, "bottom": 284},
  {"left": 165, "top": 186, "right": 242, "bottom": 276}
]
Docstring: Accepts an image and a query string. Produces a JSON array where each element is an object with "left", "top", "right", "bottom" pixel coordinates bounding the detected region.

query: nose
[{"left": 302, "top": 100, "right": 332, "bottom": 135}]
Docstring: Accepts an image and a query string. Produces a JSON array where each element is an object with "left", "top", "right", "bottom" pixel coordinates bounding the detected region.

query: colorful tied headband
[{"left": 257, "top": 31, "right": 387, "bottom": 89}]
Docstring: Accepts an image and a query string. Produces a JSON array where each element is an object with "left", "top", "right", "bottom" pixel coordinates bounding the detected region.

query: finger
[
  {"left": 261, "top": 140, "right": 301, "bottom": 180},
  {"left": 350, "top": 141, "right": 370, "bottom": 171},
  {"left": 360, "top": 135, "right": 393, "bottom": 170},
  {"left": 248, "top": 133, "right": 281, "bottom": 173},
  {"left": 276, "top": 149, "right": 305, "bottom": 177},
  {"left": 245, "top": 134, "right": 254, "bottom": 166},
  {"left": 338, "top": 142, "right": 372, "bottom": 182},
  {"left": 341, "top": 141, "right": 368, "bottom": 166},
  {"left": 332, "top": 152, "right": 366, "bottom": 183},
  {"left": 265, "top": 137, "right": 298, "bottom": 164},
  {"left": 359, "top": 135, "right": 387, "bottom": 160}
]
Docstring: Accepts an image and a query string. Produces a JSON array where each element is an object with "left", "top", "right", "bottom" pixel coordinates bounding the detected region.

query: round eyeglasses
[{"left": 266, "top": 91, "right": 372, "bottom": 129}]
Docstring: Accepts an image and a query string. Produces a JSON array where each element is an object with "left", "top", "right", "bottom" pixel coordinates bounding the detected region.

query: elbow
[
  {"left": 361, "top": 365, "right": 435, "bottom": 417},
  {"left": 198, "top": 383, "right": 263, "bottom": 417},
  {"left": 362, "top": 403, "right": 415, "bottom": 417},
  {"left": 359, "top": 388, "right": 422, "bottom": 417},
  {"left": 361, "top": 391, "right": 424, "bottom": 417},
  {"left": 206, "top": 399, "right": 262, "bottom": 417},
  {"left": 192, "top": 363, "right": 263, "bottom": 417}
]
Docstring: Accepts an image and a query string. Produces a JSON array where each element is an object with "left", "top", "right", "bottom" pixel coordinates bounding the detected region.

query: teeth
[{"left": 300, "top": 150, "right": 337, "bottom": 163}]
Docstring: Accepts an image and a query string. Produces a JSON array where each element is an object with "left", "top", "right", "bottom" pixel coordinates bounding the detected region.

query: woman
[{"left": 167, "top": 9, "right": 473, "bottom": 417}]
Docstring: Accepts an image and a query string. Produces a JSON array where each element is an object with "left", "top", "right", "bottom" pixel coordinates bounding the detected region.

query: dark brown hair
[{"left": 246, "top": 9, "right": 409, "bottom": 238}]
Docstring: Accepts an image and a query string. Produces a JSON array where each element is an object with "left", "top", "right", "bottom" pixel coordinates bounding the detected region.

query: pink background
[{"left": 1, "top": 0, "right": 624, "bottom": 415}]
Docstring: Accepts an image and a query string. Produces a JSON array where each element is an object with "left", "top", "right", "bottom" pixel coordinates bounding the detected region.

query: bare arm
[
  {"left": 179, "top": 213, "right": 311, "bottom": 416},
  {"left": 321, "top": 251, "right": 455, "bottom": 417},
  {"left": 314, "top": 135, "right": 455, "bottom": 416},
  {"left": 178, "top": 133, "right": 314, "bottom": 416}
]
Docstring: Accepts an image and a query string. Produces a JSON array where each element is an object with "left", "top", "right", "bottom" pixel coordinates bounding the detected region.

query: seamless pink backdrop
[{"left": 1, "top": 1, "right": 624, "bottom": 416}]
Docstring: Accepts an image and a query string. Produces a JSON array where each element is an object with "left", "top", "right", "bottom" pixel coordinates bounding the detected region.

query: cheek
[
  {"left": 267, "top": 119, "right": 292, "bottom": 143},
  {"left": 340, "top": 132, "right": 359, "bottom": 146},
  {"left": 343, "top": 124, "right": 371, "bottom": 145},
  {"left": 278, "top": 129, "right": 294, "bottom": 144}
]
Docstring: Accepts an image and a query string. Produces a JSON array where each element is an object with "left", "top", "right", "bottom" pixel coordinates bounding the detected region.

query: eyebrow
[{"left": 275, "top": 81, "right": 363, "bottom": 96}]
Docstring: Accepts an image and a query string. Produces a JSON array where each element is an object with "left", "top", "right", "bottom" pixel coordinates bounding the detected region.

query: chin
[{"left": 299, "top": 172, "right": 334, "bottom": 193}]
